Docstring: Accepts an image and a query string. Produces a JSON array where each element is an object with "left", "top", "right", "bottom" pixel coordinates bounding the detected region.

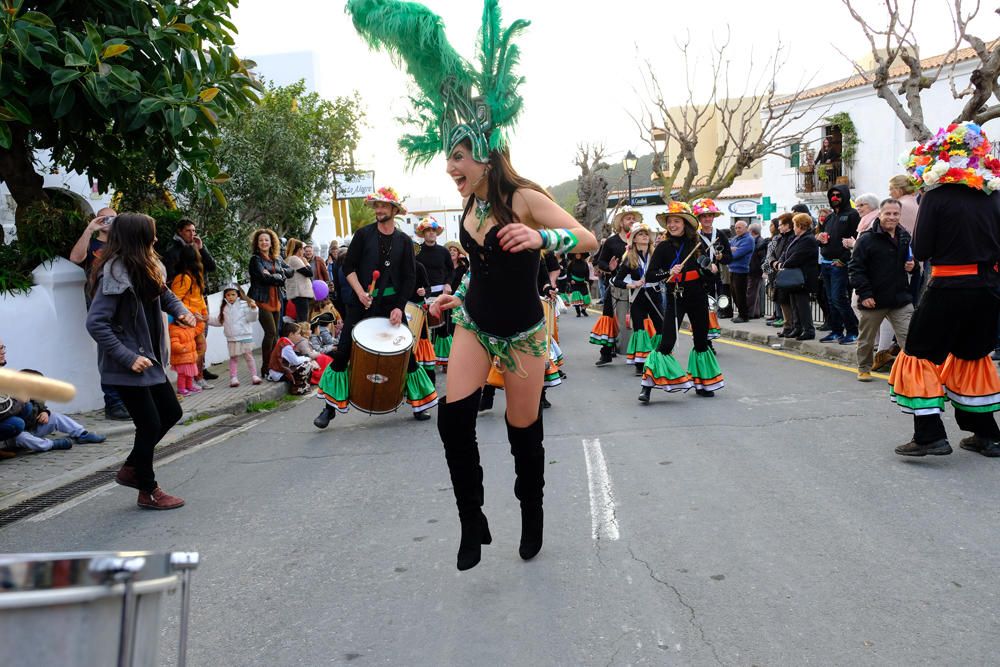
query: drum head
[{"left": 353, "top": 317, "right": 413, "bottom": 353}]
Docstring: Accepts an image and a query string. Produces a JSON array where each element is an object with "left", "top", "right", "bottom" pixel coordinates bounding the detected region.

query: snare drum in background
[
  {"left": 404, "top": 301, "right": 426, "bottom": 339},
  {"left": 349, "top": 317, "right": 413, "bottom": 414},
  {"left": 0, "top": 550, "right": 200, "bottom": 667},
  {"left": 425, "top": 296, "right": 443, "bottom": 329}
]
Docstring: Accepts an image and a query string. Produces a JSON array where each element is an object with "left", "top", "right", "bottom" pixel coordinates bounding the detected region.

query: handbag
[{"left": 774, "top": 267, "right": 805, "bottom": 290}]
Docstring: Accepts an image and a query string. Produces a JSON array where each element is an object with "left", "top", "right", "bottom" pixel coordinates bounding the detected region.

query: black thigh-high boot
[
  {"left": 507, "top": 412, "right": 545, "bottom": 561},
  {"left": 426, "top": 368, "right": 436, "bottom": 386},
  {"left": 438, "top": 389, "right": 492, "bottom": 570}
]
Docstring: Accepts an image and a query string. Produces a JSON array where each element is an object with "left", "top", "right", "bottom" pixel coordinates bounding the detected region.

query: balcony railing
[{"left": 795, "top": 161, "right": 852, "bottom": 196}]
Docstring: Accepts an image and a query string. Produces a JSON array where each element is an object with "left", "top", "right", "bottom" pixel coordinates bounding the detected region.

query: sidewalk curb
[
  {"left": 716, "top": 321, "right": 858, "bottom": 367},
  {"left": 0, "top": 382, "right": 288, "bottom": 514}
]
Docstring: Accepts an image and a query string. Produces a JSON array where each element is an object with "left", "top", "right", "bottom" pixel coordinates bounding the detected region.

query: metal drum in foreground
[
  {"left": 0, "top": 550, "right": 199, "bottom": 667},
  {"left": 349, "top": 317, "right": 413, "bottom": 414}
]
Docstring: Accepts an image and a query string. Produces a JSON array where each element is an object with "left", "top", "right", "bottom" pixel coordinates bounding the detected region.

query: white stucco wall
[
  {"left": 761, "top": 60, "right": 981, "bottom": 214},
  {"left": 0, "top": 260, "right": 262, "bottom": 412}
]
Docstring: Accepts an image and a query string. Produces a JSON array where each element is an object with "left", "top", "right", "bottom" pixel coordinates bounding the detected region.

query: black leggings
[
  {"left": 259, "top": 308, "right": 282, "bottom": 369},
  {"left": 114, "top": 382, "right": 183, "bottom": 492},
  {"left": 659, "top": 282, "right": 711, "bottom": 355},
  {"left": 630, "top": 289, "right": 662, "bottom": 339}
]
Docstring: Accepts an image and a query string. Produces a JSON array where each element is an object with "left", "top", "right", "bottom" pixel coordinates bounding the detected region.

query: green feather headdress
[{"left": 347, "top": 0, "right": 529, "bottom": 165}]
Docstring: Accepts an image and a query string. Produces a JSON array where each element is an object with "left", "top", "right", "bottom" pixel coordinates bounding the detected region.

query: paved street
[{"left": 3, "top": 314, "right": 1000, "bottom": 666}]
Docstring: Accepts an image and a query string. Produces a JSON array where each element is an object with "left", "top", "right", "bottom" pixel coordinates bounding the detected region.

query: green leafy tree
[
  {"left": 349, "top": 197, "right": 374, "bottom": 233},
  {"left": 0, "top": 0, "right": 261, "bottom": 241},
  {"left": 212, "top": 79, "right": 364, "bottom": 240}
]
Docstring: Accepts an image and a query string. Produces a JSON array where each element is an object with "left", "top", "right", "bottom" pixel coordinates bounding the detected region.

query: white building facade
[{"left": 761, "top": 53, "right": 984, "bottom": 216}]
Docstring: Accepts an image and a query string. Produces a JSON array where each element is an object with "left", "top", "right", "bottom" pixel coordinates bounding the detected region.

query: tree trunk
[{"left": 0, "top": 126, "right": 47, "bottom": 227}]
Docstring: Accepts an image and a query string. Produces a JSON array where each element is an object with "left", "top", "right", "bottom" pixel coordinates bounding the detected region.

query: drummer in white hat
[{"left": 591, "top": 205, "right": 643, "bottom": 365}]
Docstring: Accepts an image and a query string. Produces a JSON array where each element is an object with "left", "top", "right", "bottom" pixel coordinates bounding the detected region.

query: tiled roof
[{"left": 772, "top": 41, "right": 997, "bottom": 107}]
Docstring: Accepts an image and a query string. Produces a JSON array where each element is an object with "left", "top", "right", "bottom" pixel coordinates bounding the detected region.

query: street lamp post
[{"left": 622, "top": 150, "right": 638, "bottom": 206}]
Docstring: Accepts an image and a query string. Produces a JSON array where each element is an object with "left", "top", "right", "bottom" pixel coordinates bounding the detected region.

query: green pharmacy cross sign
[{"left": 756, "top": 196, "right": 778, "bottom": 219}]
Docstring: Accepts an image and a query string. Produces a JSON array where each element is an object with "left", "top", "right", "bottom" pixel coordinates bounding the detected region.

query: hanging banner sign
[{"left": 334, "top": 171, "right": 375, "bottom": 200}]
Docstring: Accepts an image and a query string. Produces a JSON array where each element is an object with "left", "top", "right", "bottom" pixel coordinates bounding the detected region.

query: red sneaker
[{"left": 137, "top": 486, "right": 185, "bottom": 510}]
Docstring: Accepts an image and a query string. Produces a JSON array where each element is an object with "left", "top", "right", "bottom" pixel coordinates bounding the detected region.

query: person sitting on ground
[
  {"left": 3, "top": 369, "right": 106, "bottom": 452},
  {"left": 0, "top": 339, "right": 28, "bottom": 458},
  {"left": 267, "top": 321, "right": 315, "bottom": 395},
  {"left": 309, "top": 313, "right": 337, "bottom": 355}
]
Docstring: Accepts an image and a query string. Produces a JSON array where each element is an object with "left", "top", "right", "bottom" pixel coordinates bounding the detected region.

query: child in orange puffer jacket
[{"left": 170, "top": 319, "right": 201, "bottom": 396}]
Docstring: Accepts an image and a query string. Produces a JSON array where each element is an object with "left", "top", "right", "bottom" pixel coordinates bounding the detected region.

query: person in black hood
[
  {"left": 848, "top": 198, "right": 916, "bottom": 381},
  {"left": 817, "top": 184, "right": 860, "bottom": 344}
]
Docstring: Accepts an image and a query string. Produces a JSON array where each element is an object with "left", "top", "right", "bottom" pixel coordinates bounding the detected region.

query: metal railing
[{"left": 795, "top": 160, "right": 852, "bottom": 196}]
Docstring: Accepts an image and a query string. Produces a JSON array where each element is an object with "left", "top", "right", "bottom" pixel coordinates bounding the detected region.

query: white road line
[
  {"left": 26, "top": 419, "right": 261, "bottom": 523},
  {"left": 582, "top": 438, "right": 620, "bottom": 541}
]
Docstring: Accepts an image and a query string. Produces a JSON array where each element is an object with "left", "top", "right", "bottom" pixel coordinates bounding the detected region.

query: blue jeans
[
  {"left": 820, "top": 264, "right": 858, "bottom": 336},
  {"left": 102, "top": 383, "right": 124, "bottom": 410},
  {"left": 0, "top": 416, "right": 26, "bottom": 441}
]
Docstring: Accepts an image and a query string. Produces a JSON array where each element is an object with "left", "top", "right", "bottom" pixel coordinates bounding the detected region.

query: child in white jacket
[{"left": 209, "top": 286, "right": 261, "bottom": 387}]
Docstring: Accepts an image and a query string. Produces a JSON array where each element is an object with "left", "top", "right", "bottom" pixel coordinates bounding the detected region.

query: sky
[{"left": 229, "top": 0, "right": 1000, "bottom": 208}]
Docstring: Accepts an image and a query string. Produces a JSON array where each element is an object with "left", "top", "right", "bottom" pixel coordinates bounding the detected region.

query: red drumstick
[{"left": 367, "top": 270, "right": 380, "bottom": 295}]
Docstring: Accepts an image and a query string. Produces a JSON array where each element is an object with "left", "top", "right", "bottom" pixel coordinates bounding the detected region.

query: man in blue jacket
[{"left": 728, "top": 220, "right": 755, "bottom": 323}]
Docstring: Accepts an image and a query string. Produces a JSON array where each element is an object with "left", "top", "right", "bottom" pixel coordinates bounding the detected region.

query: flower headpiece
[
  {"left": 365, "top": 186, "right": 407, "bottom": 214},
  {"left": 691, "top": 198, "right": 724, "bottom": 218},
  {"left": 415, "top": 216, "right": 443, "bottom": 237},
  {"left": 348, "top": 0, "right": 529, "bottom": 165},
  {"left": 902, "top": 122, "right": 1000, "bottom": 194},
  {"left": 655, "top": 201, "right": 699, "bottom": 230}
]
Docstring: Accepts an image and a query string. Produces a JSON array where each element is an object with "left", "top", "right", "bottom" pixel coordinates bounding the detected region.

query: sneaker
[
  {"left": 115, "top": 465, "right": 142, "bottom": 489},
  {"left": 105, "top": 404, "right": 131, "bottom": 421},
  {"left": 959, "top": 435, "right": 1000, "bottom": 457},
  {"left": 48, "top": 438, "right": 73, "bottom": 450},
  {"left": 195, "top": 378, "right": 214, "bottom": 390},
  {"left": 177, "top": 388, "right": 192, "bottom": 397},
  {"left": 839, "top": 334, "right": 858, "bottom": 345},
  {"left": 188, "top": 384, "right": 203, "bottom": 394},
  {"left": 771, "top": 318, "right": 785, "bottom": 328},
  {"left": 819, "top": 333, "right": 841, "bottom": 343},
  {"left": 202, "top": 369, "right": 219, "bottom": 380},
  {"left": 230, "top": 377, "right": 241, "bottom": 388},
  {"left": 857, "top": 372, "right": 873, "bottom": 382},
  {"left": 137, "top": 486, "right": 185, "bottom": 510},
  {"left": 894, "top": 438, "right": 952, "bottom": 457},
  {"left": 73, "top": 431, "right": 106, "bottom": 444},
  {"left": 252, "top": 376, "right": 262, "bottom": 385}
]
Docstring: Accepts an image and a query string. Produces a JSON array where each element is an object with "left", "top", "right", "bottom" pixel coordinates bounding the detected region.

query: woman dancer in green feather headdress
[{"left": 349, "top": 0, "right": 597, "bottom": 571}]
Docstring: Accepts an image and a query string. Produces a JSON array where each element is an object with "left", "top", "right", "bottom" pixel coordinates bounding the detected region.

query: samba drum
[
  {"left": 0, "top": 550, "right": 199, "bottom": 667},
  {"left": 425, "top": 296, "right": 444, "bottom": 329},
  {"left": 404, "top": 301, "right": 425, "bottom": 339},
  {"left": 349, "top": 317, "right": 413, "bottom": 414}
]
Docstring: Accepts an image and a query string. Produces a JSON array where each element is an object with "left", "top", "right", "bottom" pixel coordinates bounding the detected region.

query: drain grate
[{"left": 0, "top": 411, "right": 262, "bottom": 530}]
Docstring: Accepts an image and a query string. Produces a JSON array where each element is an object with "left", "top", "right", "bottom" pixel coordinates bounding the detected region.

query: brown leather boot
[{"left": 137, "top": 486, "right": 185, "bottom": 510}]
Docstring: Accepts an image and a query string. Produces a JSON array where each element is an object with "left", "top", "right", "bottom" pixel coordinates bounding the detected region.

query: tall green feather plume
[{"left": 346, "top": 0, "right": 529, "bottom": 165}]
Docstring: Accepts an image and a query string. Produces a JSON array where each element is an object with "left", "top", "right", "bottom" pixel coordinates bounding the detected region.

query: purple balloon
[{"left": 312, "top": 279, "right": 329, "bottom": 301}]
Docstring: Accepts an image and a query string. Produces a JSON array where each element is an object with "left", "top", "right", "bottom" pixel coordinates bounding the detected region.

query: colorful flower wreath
[
  {"left": 691, "top": 198, "right": 724, "bottom": 217},
  {"left": 902, "top": 122, "right": 1000, "bottom": 194}
]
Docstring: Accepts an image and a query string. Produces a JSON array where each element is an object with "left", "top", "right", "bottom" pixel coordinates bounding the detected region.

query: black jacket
[
  {"left": 416, "top": 243, "right": 454, "bottom": 288},
  {"left": 163, "top": 237, "right": 217, "bottom": 284},
  {"left": 595, "top": 234, "right": 628, "bottom": 274},
  {"left": 819, "top": 184, "right": 860, "bottom": 263},
  {"left": 849, "top": 220, "right": 914, "bottom": 309},
  {"left": 247, "top": 254, "right": 292, "bottom": 304},
  {"left": 913, "top": 185, "right": 1000, "bottom": 289},
  {"left": 343, "top": 223, "right": 415, "bottom": 312},
  {"left": 699, "top": 227, "right": 732, "bottom": 265},
  {"left": 778, "top": 233, "right": 820, "bottom": 293}
]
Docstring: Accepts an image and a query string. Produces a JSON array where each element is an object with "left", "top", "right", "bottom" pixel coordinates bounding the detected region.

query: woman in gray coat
[{"left": 86, "top": 213, "right": 195, "bottom": 510}]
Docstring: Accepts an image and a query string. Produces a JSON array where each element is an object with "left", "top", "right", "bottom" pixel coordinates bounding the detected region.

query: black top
[
  {"left": 416, "top": 243, "right": 454, "bottom": 290},
  {"left": 595, "top": 234, "right": 628, "bottom": 273},
  {"left": 247, "top": 254, "right": 292, "bottom": 303},
  {"left": 460, "top": 202, "right": 542, "bottom": 337},
  {"left": 778, "top": 232, "right": 820, "bottom": 292},
  {"left": 537, "top": 251, "right": 560, "bottom": 295},
  {"left": 849, "top": 220, "right": 914, "bottom": 309},
  {"left": 820, "top": 185, "right": 860, "bottom": 263},
  {"left": 411, "top": 261, "right": 430, "bottom": 303},
  {"left": 612, "top": 250, "right": 652, "bottom": 288},
  {"left": 647, "top": 236, "right": 708, "bottom": 283},
  {"left": 567, "top": 258, "right": 590, "bottom": 282},
  {"left": 449, "top": 257, "right": 469, "bottom": 292},
  {"left": 913, "top": 185, "right": 1000, "bottom": 289},
  {"left": 698, "top": 227, "right": 732, "bottom": 265},
  {"left": 343, "top": 223, "right": 416, "bottom": 311}
]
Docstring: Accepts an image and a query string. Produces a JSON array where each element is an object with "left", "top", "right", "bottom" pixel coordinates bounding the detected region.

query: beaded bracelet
[{"left": 538, "top": 228, "right": 579, "bottom": 254}]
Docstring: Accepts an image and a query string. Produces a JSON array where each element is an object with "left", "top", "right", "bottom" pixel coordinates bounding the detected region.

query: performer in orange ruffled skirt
[{"left": 891, "top": 122, "right": 1000, "bottom": 457}]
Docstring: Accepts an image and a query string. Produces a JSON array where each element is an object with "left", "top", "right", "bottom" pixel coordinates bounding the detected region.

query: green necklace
[{"left": 474, "top": 196, "right": 491, "bottom": 232}]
